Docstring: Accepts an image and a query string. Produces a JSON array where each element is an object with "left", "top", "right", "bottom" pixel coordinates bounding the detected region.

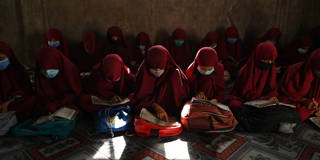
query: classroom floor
[{"left": 1, "top": 115, "right": 320, "bottom": 160}]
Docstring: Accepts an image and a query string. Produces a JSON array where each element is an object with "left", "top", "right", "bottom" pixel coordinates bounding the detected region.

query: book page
[
  {"left": 191, "top": 97, "right": 230, "bottom": 111},
  {"left": 139, "top": 108, "right": 179, "bottom": 127},
  {"left": 244, "top": 100, "right": 276, "bottom": 108},
  {"left": 53, "top": 107, "right": 77, "bottom": 120},
  {"left": 91, "top": 96, "right": 130, "bottom": 106}
]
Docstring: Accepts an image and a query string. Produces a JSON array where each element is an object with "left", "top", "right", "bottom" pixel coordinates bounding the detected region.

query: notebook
[
  {"left": 139, "top": 108, "right": 179, "bottom": 127},
  {"left": 33, "top": 107, "right": 78, "bottom": 125},
  {"left": 244, "top": 100, "right": 296, "bottom": 108},
  {"left": 91, "top": 96, "right": 130, "bottom": 106},
  {"left": 191, "top": 97, "right": 231, "bottom": 111}
]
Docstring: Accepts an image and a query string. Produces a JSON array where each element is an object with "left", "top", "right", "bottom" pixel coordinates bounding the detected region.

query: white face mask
[
  {"left": 210, "top": 44, "right": 217, "bottom": 49},
  {"left": 149, "top": 68, "right": 165, "bottom": 77},
  {"left": 197, "top": 66, "right": 215, "bottom": 75},
  {"left": 297, "top": 48, "right": 308, "bottom": 54}
]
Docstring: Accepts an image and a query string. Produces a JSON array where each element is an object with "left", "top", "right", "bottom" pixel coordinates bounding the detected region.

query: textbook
[
  {"left": 309, "top": 117, "right": 320, "bottom": 128},
  {"left": 91, "top": 96, "right": 130, "bottom": 106},
  {"left": 191, "top": 97, "right": 231, "bottom": 111},
  {"left": 139, "top": 108, "right": 179, "bottom": 127},
  {"left": 33, "top": 107, "right": 78, "bottom": 125},
  {"left": 244, "top": 100, "right": 296, "bottom": 108}
]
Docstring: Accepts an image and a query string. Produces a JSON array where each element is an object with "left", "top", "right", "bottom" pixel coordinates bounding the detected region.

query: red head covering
[
  {"left": 199, "top": 31, "right": 219, "bottom": 48},
  {"left": 165, "top": 28, "right": 192, "bottom": 70},
  {"left": 218, "top": 26, "right": 243, "bottom": 62},
  {"left": 134, "top": 32, "right": 152, "bottom": 64},
  {"left": 0, "top": 41, "right": 32, "bottom": 101},
  {"left": 105, "top": 26, "right": 132, "bottom": 64},
  {"left": 186, "top": 47, "right": 225, "bottom": 101},
  {"left": 86, "top": 54, "right": 134, "bottom": 98},
  {"left": 135, "top": 45, "right": 188, "bottom": 112},
  {"left": 41, "top": 28, "right": 70, "bottom": 58},
  {"left": 298, "top": 36, "right": 313, "bottom": 48},
  {"left": 280, "top": 49, "right": 320, "bottom": 101},
  {"left": 35, "top": 47, "right": 82, "bottom": 101},
  {"left": 230, "top": 42, "right": 278, "bottom": 100},
  {"left": 71, "top": 32, "right": 103, "bottom": 73}
]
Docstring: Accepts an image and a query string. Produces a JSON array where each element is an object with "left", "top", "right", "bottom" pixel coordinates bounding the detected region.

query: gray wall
[{"left": 1, "top": 0, "right": 319, "bottom": 66}]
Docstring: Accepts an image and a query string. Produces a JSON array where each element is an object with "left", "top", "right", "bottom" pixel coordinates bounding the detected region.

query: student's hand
[
  {"left": 80, "top": 72, "right": 91, "bottom": 79},
  {"left": 196, "top": 92, "right": 207, "bottom": 100},
  {"left": 276, "top": 66, "right": 281, "bottom": 73},
  {"left": 130, "top": 61, "right": 136, "bottom": 66},
  {"left": 307, "top": 99, "right": 318, "bottom": 110},
  {"left": 152, "top": 103, "right": 169, "bottom": 122},
  {"left": 210, "top": 99, "right": 218, "bottom": 103},
  {"left": 111, "top": 96, "right": 122, "bottom": 103},
  {"left": 141, "top": 50, "right": 146, "bottom": 55},
  {"left": 1, "top": 99, "right": 14, "bottom": 113},
  {"left": 269, "top": 97, "right": 279, "bottom": 103}
]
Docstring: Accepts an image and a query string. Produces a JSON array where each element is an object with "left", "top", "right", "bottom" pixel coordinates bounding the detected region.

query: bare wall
[{"left": 0, "top": 0, "right": 319, "bottom": 66}]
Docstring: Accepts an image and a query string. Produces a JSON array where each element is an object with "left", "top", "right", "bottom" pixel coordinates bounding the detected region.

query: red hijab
[
  {"left": 165, "top": 28, "right": 192, "bottom": 71},
  {"left": 134, "top": 32, "right": 152, "bottom": 64},
  {"left": 280, "top": 49, "right": 320, "bottom": 102},
  {"left": 218, "top": 26, "right": 243, "bottom": 60},
  {"left": 135, "top": 45, "right": 188, "bottom": 111},
  {"left": 71, "top": 32, "right": 104, "bottom": 73},
  {"left": 0, "top": 41, "right": 32, "bottom": 101},
  {"left": 279, "top": 35, "right": 313, "bottom": 66},
  {"left": 86, "top": 54, "right": 135, "bottom": 98},
  {"left": 199, "top": 31, "right": 219, "bottom": 48},
  {"left": 230, "top": 42, "right": 278, "bottom": 100},
  {"left": 186, "top": 47, "right": 225, "bottom": 101},
  {"left": 249, "top": 28, "right": 281, "bottom": 56},
  {"left": 105, "top": 26, "right": 132, "bottom": 64},
  {"left": 35, "top": 47, "right": 82, "bottom": 101},
  {"left": 41, "top": 28, "right": 70, "bottom": 58}
]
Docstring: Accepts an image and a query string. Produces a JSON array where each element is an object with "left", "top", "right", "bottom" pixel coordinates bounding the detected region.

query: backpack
[
  {"left": 93, "top": 105, "right": 131, "bottom": 137},
  {"left": 181, "top": 98, "right": 238, "bottom": 132}
]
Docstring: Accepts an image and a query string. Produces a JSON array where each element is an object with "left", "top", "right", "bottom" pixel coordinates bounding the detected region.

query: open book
[
  {"left": 244, "top": 100, "right": 296, "bottom": 109},
  {"left": 33, "top": 107, "right": 78, "bottom": 125},
  {"left": 139, "top": 108, "right": 179, "bottom": 127},
  {"left": 91, "top": 96, "right": 130, "bottom": 107},
  {"left": 191, "top": 97, "right": 231, "bottom": 111},
  {"left": 309, "top": 117, "right": 320, "bottom": 128}
]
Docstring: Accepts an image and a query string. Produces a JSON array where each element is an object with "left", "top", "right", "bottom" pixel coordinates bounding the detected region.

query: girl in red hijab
[
  {"left": 131, "top": 32, "right": 152, "bottom": 73},
  {"left": 248, "top": 28, "right": 281, "bottom": 57},
  {"left": 227, "top": 42, "right": 278, "bottom": 113},
  {"left": 279, "top": 49, "right": 320, "bottom": 121},
  {"left": 79, "top": 54, "right": 135, "bottom": 112},
  {"left": 199, "top": 31, "right": 219, "bottom": 49},
  {"left": 71, "top": 32, "right": 104, "bottom": 75},
  {"left": 41, "top": 28, "right": 70, "bottom": 58},
  {"left": 135, "top": 45, "right": 189, "bottom": 121},
  {"left": 35, "top": 47, "right": 82, "bottom": 115},
  {"left": 186, "top": 47, "right": 225, "bottom": 103},
  {"left": 165, "top": 28, "right": 192, "bottom": 71},
  {"left": 105, "top": 26, "right": 133, "bottom": 65},
  {"left": 218, "top": 26, "right": 243, "bottom": 72},
  {"left": 0, "top": 41, "right": 37, "bottom": 120},
  {"left": 278, "top": 35, "right": 313, "bottom": 67}
]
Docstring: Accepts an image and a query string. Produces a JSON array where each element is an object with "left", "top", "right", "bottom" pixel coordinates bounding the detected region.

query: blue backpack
[
  {"left": 93, "top": 105, "right": 131, "bottom": 137},
  {"left": 12, "top": 119, "right": 75, "bottom": 142}
]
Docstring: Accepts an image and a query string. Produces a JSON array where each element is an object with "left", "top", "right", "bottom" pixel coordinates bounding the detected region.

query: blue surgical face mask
[
  {"left": 297, "top": 48, "right": 308, "bottom": 54},
  {"left": 41, "top": 69, "right": 59, "bottom": 78},
  {"left": 138, "top": 45, "right": 146, "bottom": 51},
  {"left": 174, "top": 40, "right": 184, "bottom": 46},
  {"left": 0, "top": 58, "right": 10, "bottom": 71},
  {"left": 197, "top": 66, "right": 215, "bottom": 75},
  {"left": 48, "top": 41, "right": 61, "bottom": 48},
  {"left": 227, "top": 38, "right": 237, "bottom": 44}
]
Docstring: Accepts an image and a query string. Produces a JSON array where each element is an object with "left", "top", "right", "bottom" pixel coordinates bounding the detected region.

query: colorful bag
[
  {"left": 93, "top": 105, "right": 131, "bottom": 137},
  {"left": 181, "top": 98, "right": 238, "bottom": 132}
]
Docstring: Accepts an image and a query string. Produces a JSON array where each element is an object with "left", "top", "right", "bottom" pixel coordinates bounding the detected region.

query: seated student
[
  {"left": 134, "top": 45, "right": 189, "bottom": 121},
  {"left": 186, "top": 47, "right": 225, "bottom": 103},
  {"left": 0, "top": 41, "right": 36, "bottom": 120},
  {"left": 131, "top": 32, "right": 152, "bottom": 73},
  {"left": 79, "top": 54, "right": 135, "bottom": 112},
  {"left": 199, "top": 31, "right": 219, "bottom": 50},
  {"left": 165, "top": 28, "right": 192, "bottom": 71},
  {"left": 71, "top": 32, "right": 104, "bottom": 76},
  {"left": 278, "top": 35, "right": 313, "bottom": 68},
  {"left": 227, "top": 42, "right": 278, "bottom": 113},
  {"left": 248, "top": 28, "right": 281, "bottom": 57},
  {"left": 218, "top": 26, "right": 243, "bottom": 79},
  {"left": 279, "top": 49, "right": 320, "bottom": 121},
  {"left": 105, "top": 26, "right": 133, "bottom": 65},
  {"left": 41, "top": 28, "right": 70, "bottom": 58},
  {"left": 35, "top": 47, "right": 82, "bottom": 115}
]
